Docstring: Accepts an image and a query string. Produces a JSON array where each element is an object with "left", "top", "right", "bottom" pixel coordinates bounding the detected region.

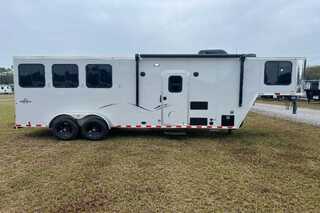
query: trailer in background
[
  {"left": 303, "top": 80, "right": 320, "bottom": 102},
  {"left": 0, "top": 84, "right": 13, "bottom": 94}
]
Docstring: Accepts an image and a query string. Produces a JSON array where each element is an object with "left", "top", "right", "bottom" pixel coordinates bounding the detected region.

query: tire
[
  {"left": 81, "top": 117, "right": 109, "bottom": 140},
  {"left": 51, "top": 116, "right": 79, "bottom": 140}
]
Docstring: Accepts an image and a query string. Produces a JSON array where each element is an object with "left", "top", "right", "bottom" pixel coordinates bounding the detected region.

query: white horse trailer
[
  {"left": 13, "top": 52, "right": 306, "bottom": 140},
  {"left": 0, "top": 84, "right": 13, "bottom": 94}
]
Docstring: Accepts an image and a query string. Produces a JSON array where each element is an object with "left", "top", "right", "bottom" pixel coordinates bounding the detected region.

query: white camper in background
[
  {"left": 13, "top": 51, "right": 306, "bottom": 140},
  {"left": 0, "top": 84, "right": 13, "bottom": 94}
]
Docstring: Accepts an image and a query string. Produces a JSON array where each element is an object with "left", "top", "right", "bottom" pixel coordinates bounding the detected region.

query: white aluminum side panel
[{"left": 13, "top": 56, "right": 304, "bottom": 129}]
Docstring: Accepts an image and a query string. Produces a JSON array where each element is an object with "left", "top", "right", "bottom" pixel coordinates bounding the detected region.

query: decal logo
[{"left": 19, "top": 98, "right": 32, "bottom": 104}]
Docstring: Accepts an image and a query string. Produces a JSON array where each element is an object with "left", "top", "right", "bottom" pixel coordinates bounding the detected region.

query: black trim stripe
[
  {"left": 239, "top": 55, "right": 246, "bottom": 107},
  {"left": 135, "top": 54, "right": 140, "bottom": 106},
  {"left": 139, "top": 54, "right": 244, "bottom": 58}
]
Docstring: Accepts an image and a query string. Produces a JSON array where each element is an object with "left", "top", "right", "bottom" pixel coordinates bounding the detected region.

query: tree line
[
  {"left": 305, "top": 66, "right": 320, "bottom": 80},
  {"left": 0, "top": 67, "right": 13, "bottom": 84}
]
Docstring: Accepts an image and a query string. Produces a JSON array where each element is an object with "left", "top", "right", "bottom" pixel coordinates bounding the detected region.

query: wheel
[
  {"left": 81, "top": 117, "right": 109, "bottom": 140},
  {"left": 51, "top": 116, "right": 79, "bottom": 140}
]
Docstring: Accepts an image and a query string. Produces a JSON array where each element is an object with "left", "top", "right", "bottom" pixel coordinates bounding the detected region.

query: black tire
[
  {"left": 81, "top": 117, "right": 109, "bottom": 140},
  {"left": 51, "top": 116, "right": 79, "bottom": 140}
]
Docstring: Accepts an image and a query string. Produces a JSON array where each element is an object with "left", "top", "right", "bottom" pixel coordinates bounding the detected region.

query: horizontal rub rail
[
  {"left": 14, "top": 123, "right": 236, "bottom": 130},
  {"left": 114, "top": 125, "right": 236, "bottom": 129}
]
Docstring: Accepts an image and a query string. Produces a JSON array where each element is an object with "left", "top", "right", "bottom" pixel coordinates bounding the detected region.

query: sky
[{"left": 0, "top": 0, "right": 320, "bottom": 67}]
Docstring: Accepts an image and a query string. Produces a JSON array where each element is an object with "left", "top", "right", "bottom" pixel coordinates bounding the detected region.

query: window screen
[
  {"left": 264, "top": 61, "right": 292, "bottom": 85},
  {"left": 168, "top": 76, "right": 182, "bottom": 93},
  {"left": 86, "top": 64, "right": 112, "bottom": 88},
  {"left": 52, "top": 64, "right": 79, "bottom": 88},
  {"left": 18, "top": 64, "right": 45, "bottom": 88}
]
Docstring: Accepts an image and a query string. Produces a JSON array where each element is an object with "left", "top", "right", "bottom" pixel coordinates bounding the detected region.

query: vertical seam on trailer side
[
  {"left": 135, "top": 54, "right": 140, "bottom": 106},
  {"left": 239, "top": 55, "right": 246, "bottom": 107}
]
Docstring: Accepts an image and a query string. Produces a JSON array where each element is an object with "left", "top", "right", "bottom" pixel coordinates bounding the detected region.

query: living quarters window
[
  {"left": 52, "top": 64, "right": 79, "bottom": 88},
  {"left": 168, "top": 76, "right": 183, "bottom": 93},
  {"left": 264, "top": 61, "right": 292, "bottom": 85},
  {"left": 86, "top": 64, "right": 112, "bottom": 88},
  {"left": 18, "top": 64, "right": 45, "bottom": 88}
]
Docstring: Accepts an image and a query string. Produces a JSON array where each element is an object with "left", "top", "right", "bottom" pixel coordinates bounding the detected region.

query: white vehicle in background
[
  {"left": 303, "top": 80, "right": 320, "bottom": 102},
  {"left": 13, "top": 50, "right": 306, "bottom": 140},
  {"left": 0, "top": 84, "right": 13, "bottom": 94}
]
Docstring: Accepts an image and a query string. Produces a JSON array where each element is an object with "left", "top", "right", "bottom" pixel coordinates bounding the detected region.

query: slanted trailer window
[
  {"left": 18, "top": 64, "right": 45, "bottom": 88},
  {"left": 52, "top": 64, "right": 79, "bottom": 88},
  {"left": 86, "top": 64, "right": 112, "bottom": 88},
  {"left": 168, "top": 76, "right": 183, "bottom": 93},
  {"left": 264, "top": 61, "right": 292, "bottom": 85}
]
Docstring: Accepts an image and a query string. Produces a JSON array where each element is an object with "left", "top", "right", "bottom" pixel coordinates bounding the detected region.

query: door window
[{"left": 168, "top": 75, "right": 182, "bottom": 93}]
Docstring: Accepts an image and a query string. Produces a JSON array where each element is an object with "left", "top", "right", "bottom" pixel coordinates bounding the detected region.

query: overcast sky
[{"left": 0, "top": 0, "right": 319, "bottom": 67}]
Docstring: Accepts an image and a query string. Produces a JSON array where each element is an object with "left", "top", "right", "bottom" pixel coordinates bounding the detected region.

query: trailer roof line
[{"left": 138, "top": 54, "right": 248, "bottom": 58}]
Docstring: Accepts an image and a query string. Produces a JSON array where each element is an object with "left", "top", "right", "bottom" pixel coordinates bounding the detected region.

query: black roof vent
[{"left": 198, "top": 49, "right": 228, "bottom": 55}]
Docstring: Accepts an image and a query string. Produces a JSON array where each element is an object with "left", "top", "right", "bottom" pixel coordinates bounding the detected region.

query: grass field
[
  {"left": 256, "top": 98, "right": 320, "bottom": 110},
  {"left": 1, "top": 95, "right": 320, "bottom": 212}
]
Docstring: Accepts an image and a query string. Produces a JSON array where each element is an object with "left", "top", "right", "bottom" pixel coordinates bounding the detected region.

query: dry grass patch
[{"left": 0, "top": 95, "right": 320, "bottom": 212}]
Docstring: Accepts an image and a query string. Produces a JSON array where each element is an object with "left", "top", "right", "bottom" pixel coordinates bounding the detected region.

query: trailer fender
[
  {"left": 49, "top": 114, "right": 77, "bottom": 129},
  {"left": 49, "top": 113, "right": 112, "bottom": 130},
  {"left": 77, "top": 115, "right": 111, "bottom": 130}
]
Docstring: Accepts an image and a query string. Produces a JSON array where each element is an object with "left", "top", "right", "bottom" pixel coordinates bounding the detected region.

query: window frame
[
  {"left": 18, "top": 63, "right": 46, "bottom": 88},
  {"left": 52, "top": 64, "right": 79, "bottom": 88},
  {"left": 264, "top": 61, "right": 293, "bottom": 86},
  {"left": 85, "top": 64, "right": 113, "bottom": 88}
]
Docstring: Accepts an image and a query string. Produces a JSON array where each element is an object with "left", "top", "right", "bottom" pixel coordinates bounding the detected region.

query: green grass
[{"left": 1, "top": 95, "right": 320, "bottom": 212}]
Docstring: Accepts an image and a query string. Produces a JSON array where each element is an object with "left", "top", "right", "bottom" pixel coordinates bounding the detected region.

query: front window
[{"left": 264, "top": 61, "right": 292, "bottom": 85}]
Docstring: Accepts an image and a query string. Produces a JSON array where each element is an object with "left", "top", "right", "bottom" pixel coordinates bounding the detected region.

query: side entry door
[{"left": 161, "top": 71, "right": 189, "bottom": 126}]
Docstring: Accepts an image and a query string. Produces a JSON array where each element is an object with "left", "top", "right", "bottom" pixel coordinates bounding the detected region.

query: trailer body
[{"left": 13, "top": 53, "right": 306, "bottom": 139}]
